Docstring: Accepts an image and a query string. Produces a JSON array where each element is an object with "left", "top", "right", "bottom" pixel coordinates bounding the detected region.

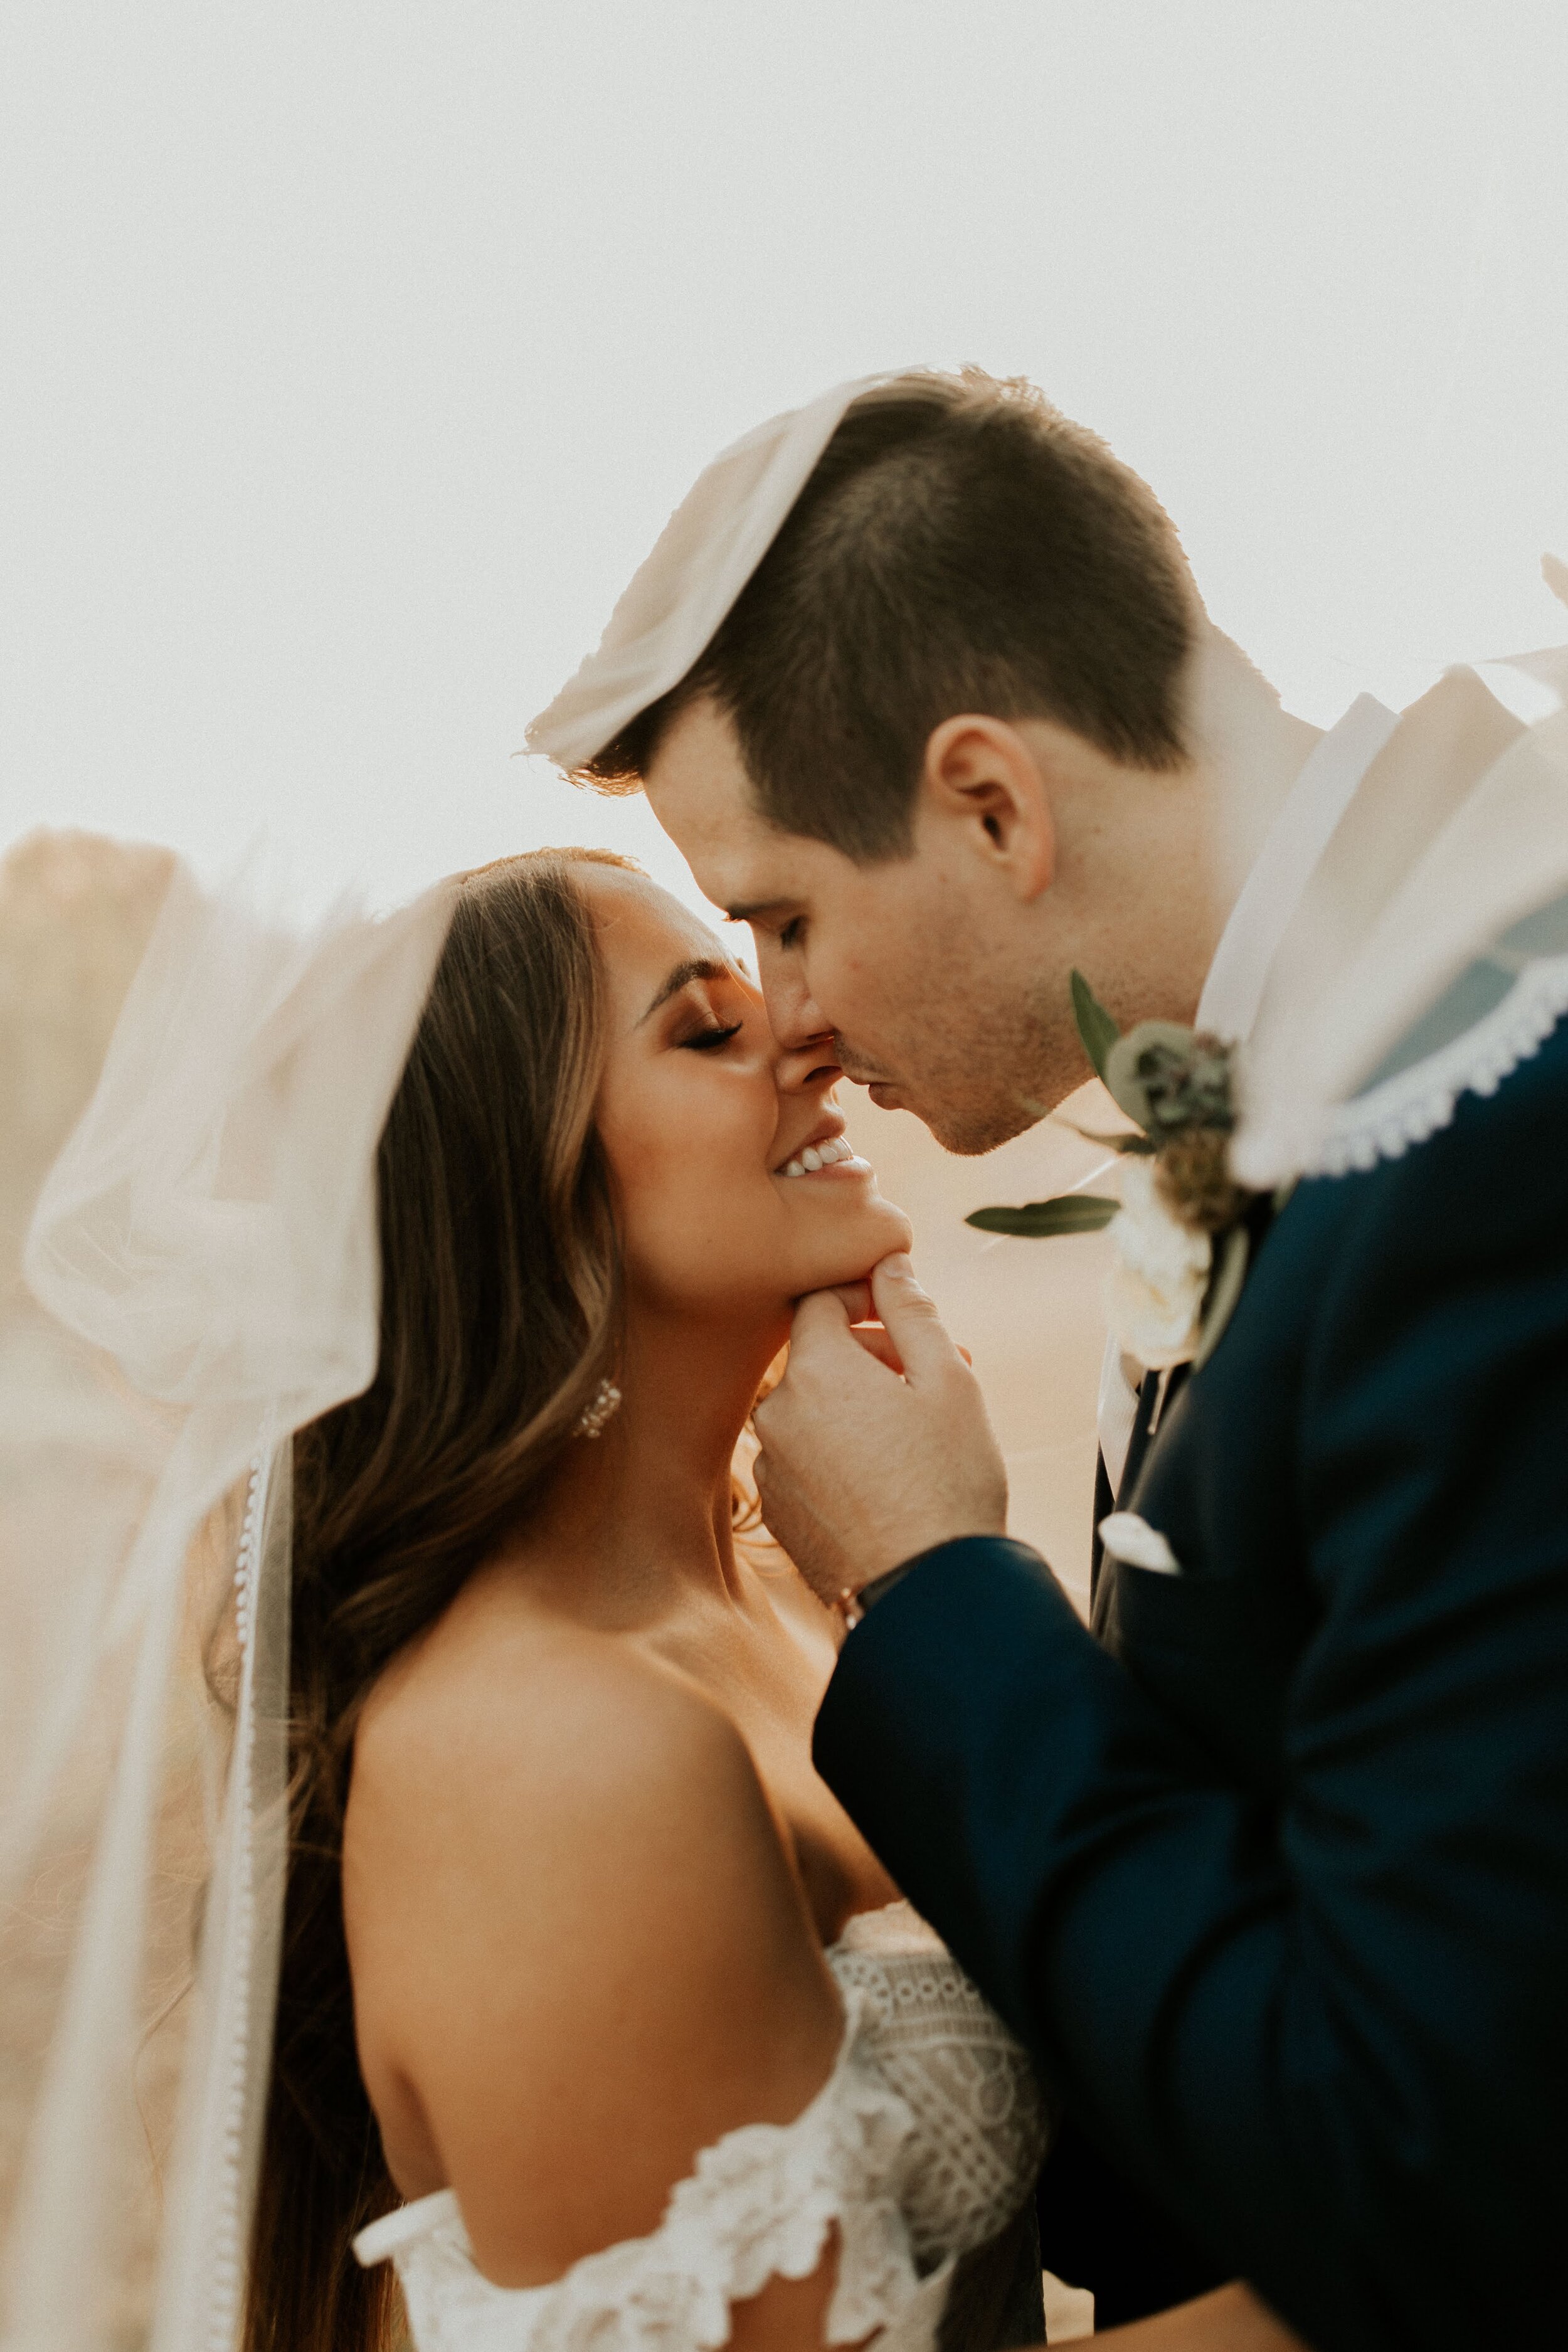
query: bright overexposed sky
[{"left": 4, "top": 1, "right": 1568, "bottom": 917}]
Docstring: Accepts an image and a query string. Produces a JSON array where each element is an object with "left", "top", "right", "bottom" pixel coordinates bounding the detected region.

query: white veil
[
  {"left": 1234, "top": 635, "right": 1568, "bottom": 1185},
  {"left": 1, "top": 857, "right": 451, "bottom": 2351}
]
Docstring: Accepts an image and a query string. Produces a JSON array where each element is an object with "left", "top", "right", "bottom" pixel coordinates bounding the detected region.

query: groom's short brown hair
[{"left": 585, "top": 369, "right": 1197, "bottom": 860}]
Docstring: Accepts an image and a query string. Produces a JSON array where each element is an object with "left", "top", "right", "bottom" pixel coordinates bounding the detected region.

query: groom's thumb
[{"left": 869, "top": 1254, "right": 958, "bottom": 1385}]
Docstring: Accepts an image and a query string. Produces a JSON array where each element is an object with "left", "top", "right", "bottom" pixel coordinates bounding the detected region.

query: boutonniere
[{"left": 967, "top": 973, "right": 1258, "bottom": 1373}]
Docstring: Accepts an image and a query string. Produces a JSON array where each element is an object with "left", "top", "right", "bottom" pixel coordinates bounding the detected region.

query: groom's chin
[
  {"left": 911, "top": 1093, "right": 1049, "bottom": 1158},
  {"left": 853, "top": 1067, "right": 1052, "bottom": 1155}
]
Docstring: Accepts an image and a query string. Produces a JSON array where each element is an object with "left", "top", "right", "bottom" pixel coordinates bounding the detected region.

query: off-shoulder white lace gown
[{"left": 354, "top": 1903, "right": 1049, "bottom": 2352}]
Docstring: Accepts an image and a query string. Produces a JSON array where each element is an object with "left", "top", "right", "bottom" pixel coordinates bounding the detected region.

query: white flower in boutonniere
[
  {"left": 966, "top": 972, "right": 1261, "bottom": 1374},
  {"left": 1104, "top": 1156, "right": 1212, "bottom": 1369}
]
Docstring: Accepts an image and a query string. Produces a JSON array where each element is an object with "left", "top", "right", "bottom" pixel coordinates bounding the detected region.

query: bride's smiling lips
[{"left": 771, "top": 1111, "right": 874, "bottom": 1182}]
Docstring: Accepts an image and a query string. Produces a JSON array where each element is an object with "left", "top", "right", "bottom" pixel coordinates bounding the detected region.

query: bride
[
  {"left": 250, "top": 845, "right": 1051, "bottom": 2352},
  {"left": 10, "top": 837, "right": 1292, "bottom": 2352}
]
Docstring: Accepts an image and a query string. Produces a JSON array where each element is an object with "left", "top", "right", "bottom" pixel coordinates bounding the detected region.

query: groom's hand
[{"left": 752, "top": 1253, "right": 1007, "bottom": 1608}]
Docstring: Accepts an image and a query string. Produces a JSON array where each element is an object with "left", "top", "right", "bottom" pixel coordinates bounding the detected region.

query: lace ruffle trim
[
  {"left": 1301, "top": 954, "right": 1568, "bottom": 1179},
  {"left": 354, "top": 1991, "right": 924, "bottom": 2352}
]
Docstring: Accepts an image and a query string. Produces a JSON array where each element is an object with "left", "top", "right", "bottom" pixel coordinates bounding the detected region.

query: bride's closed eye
[{"left": 681, "top": 1021, "right": 743, "bottom": 1053}]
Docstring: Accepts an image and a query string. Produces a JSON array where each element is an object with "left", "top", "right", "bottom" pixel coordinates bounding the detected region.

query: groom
[{"left": 530, "top": 372, "right": 1568, "bottom": 2348}]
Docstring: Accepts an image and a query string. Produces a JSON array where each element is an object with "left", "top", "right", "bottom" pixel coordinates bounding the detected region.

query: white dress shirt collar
[
  {"left": 1195, "top": 693, "right": 1399, "bottom": 1044},
  {"left": 1095, "top": 689, "right": 1397, "bottom": 1497}
]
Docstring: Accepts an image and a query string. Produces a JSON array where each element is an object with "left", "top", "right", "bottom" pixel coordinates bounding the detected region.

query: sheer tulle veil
[
  {"left": 2, "top": 859, "right": 452, "bottom": 2350},
  {"left": 3, "top": 369, "right": 890, "bottom": 2352}
]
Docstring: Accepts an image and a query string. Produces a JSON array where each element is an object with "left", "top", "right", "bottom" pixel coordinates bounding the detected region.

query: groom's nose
[
  {"left": 759, "top": 957, "right": 833, "bottom": 1057},
  {"left": 776, "top": 1034, "right": 844, "bottom": 1095}
]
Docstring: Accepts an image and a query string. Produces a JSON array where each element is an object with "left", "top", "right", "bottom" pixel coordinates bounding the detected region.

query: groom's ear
[{"left": 919, "top": 715, "right": 1056, "bottom": 903}]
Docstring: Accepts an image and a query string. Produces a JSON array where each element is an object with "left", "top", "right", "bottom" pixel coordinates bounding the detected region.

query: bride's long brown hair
[{"left": 245, "top": 849, "right": 637, "bottom": 2352}]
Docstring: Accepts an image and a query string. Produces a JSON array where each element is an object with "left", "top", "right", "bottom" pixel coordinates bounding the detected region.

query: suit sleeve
[{"left": 814, "top": 1036, "right": 1568, "bottom": 2352}]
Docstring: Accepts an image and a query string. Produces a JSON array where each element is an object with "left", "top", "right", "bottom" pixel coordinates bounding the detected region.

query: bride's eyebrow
[{"left": 637, "top": 956, "right": 736, "bottom": 1025}]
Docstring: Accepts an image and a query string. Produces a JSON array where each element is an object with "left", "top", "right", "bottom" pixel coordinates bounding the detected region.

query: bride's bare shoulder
[
  {"left": 347, "top": 1592, "right": 783, "bottom": 1953},
  {"left": 344, "top": 1589, "right": 842, "bottom": 2286},
  {"left": 352, "top": 1571, "right": 785, "bottom": 1844},
  {"left": 351, "top": 1591, "right": 739, "bottom": 1840}
]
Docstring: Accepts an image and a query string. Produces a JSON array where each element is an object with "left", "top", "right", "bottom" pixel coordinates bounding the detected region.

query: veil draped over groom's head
[{"left": 529, "top": 368, "right": 1200, "bottom": 859}]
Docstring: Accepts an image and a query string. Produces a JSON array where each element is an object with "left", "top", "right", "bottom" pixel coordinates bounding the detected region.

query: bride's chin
[
  {"left": 795, "top": 1211, "right": 913, "bottom": 1290},
  {"left": 866, "top": 1204, "right": 914, "bottom": 1261}
]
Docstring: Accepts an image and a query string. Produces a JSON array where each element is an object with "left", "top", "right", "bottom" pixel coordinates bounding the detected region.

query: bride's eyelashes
[{"left": 680, "top": 1020, "right": 744, "bottom": 1053}]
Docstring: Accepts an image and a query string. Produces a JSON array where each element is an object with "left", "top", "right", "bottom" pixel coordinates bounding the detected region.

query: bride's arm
[{"left": 346, "top": 1624, "right": 854, "bottom": 2342}]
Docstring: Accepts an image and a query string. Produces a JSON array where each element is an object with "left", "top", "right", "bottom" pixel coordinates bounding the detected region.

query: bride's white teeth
[{"left": 777, "top": 1136, "right": 867, "bottom": 1177}]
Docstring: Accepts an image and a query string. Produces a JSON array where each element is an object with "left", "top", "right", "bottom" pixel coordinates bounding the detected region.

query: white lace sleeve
[{"left": 353, "top": 1991, "right": 955, "bottom": 2352}]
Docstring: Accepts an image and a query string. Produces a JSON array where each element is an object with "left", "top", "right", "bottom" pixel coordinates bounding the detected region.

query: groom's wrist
[
  {"left": 844, "top": 1529, "right": 1025, "bottom": 1625},
  {"left": 842, "top": 1562, "right": 916, "bottom": 1626}
]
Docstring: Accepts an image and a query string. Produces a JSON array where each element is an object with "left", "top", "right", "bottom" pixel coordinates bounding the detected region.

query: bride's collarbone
[
  {"left": 788, "top": 1811, "right": 898, "bottom": 1946},
  {"left": 718, "top": 1681, "right": 899, "bottom": 1943},
  {"left": 625, "top": 1591, "right": 897, "bottom": 1941},
  {"left": 692, "top": 1706, "right": 896, "bottom": 1948},
  {"left": 356, "top": 1565, "right": 894, "bottom": 1960}
]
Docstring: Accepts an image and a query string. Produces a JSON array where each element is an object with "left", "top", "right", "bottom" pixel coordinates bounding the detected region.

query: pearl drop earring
[{"left": 575, "top": 1377, "right": 622, "bottom": 1439}]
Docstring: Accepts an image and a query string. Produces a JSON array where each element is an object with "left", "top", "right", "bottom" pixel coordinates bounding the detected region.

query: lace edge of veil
[{"left": 1280, "top": 953, "right": 1568, "bottom": 1181}]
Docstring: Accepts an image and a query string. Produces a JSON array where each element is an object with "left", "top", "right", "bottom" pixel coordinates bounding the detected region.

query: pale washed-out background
[
  {"left": 6, "top": 0, "right": 1568, "bottom": 1585},
  {"left": 6, "top": 9, "right": 1568, "bottom": 2325}
]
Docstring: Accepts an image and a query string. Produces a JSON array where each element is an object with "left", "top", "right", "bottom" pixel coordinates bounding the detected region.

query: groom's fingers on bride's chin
[
  {"left": 869, "top": 1256, "right": 960, "bottom": 1384},
  {"left": 824, "top": 1279, "right": 874, "bottom": 1323},
  {"left": 849, "top": 1325, "right": 903, "bottom": 1373},
  {"left": 839, "top": 1316, "right": 967, "bottom": 1374},
  {"left": 790, "top": 1288, "right": 861, "bottom": 1350}
]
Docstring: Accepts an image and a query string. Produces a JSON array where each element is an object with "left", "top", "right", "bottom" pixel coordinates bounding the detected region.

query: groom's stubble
[
  {"left": 835, "top": 1005, "right": 1073, "bottom": 1161},
  {"left": 825, "top": 896, "right": 1089, "bottom": 1156},
  {"left": 588, "top": 372, "right": 1246, "bottom": 1152},
  {"left": 645, "top": 695, "right": 1177, "bottom": 1158}
]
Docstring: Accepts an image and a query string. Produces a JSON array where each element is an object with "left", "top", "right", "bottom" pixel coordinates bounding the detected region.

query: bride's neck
[{"left": 519, "top": 1310, "right": 783, "bottom": 1614}]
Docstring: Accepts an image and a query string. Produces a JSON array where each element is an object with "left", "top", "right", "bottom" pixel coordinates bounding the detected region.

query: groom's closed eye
[{"left": 725, "top": 902, "right": 804, "bottom": 945}]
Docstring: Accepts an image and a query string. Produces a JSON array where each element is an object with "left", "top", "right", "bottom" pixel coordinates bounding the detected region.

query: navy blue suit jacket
[{"left": 815, "top": 1018, "right": 1568, "bottom": 2349}]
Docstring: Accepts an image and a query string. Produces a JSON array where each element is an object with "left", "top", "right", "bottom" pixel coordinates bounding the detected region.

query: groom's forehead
[
  {"left": 645, "top": 697, "right": 818, "bottom": 906},
  {"left": 644, "top": 694, "right": 752, "bottom": 818}
]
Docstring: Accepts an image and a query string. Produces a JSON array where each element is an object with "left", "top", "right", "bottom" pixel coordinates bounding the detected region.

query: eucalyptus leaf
[
  {"left": 1069, "top": 969, "right": 1121, "bottom": 1082},
  {"left": 965, "top": 1194, "right": 1120, "bottom": 1238},
  {"left": 1052, "top": 1118, "right": 1159, "bottom": 1157}
]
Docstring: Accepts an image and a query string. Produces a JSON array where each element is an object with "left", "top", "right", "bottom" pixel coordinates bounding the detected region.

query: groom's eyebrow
[
  {"left": 638, "top": 956, "right": 735, "bottom": 1024},
  {"left": 723, "top": 898, "right": 794, "bottom": 924}
]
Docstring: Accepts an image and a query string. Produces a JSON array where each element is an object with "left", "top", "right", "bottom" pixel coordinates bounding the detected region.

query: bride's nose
[{"left": 774, "top": 1032, "right": 842, "bottom": 1098}]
